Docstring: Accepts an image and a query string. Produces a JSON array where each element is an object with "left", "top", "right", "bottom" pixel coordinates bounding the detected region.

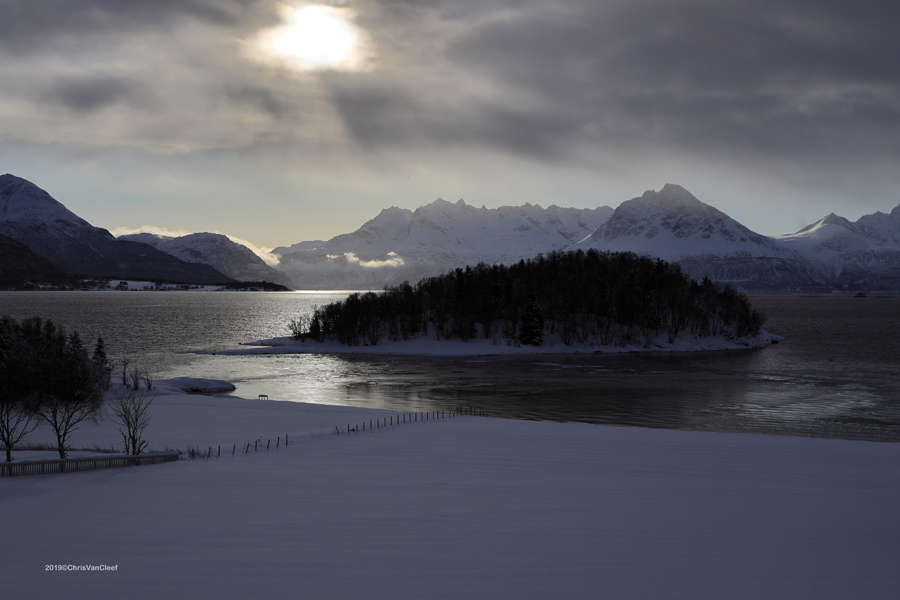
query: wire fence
[{"left": 2, "top": 406, "right": 489, "bottom": 474}]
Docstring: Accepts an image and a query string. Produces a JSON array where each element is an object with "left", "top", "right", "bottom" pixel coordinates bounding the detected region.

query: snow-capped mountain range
[
  {"left": 275, "top": 184, "right": 900, "bottom": 292},
  {"left": 774, "top": 209, "right": 900, "bottom": 291},
  {"left": 3, "top": 173, "right": 899, "bottom": 291},
  {"left": 273, "top": 199, "right": 614, "bottom": 289},
  {"left": 568, "top": 184, "right": 823, "bottom": 291}
]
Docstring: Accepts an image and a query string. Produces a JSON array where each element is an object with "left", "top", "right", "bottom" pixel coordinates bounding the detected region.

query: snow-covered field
[
  {"left": 2, "top": 378, "right": 899, "bottom": 599},
  {"left": 223, "top": 329, "right": 784, "bottom": 357}
]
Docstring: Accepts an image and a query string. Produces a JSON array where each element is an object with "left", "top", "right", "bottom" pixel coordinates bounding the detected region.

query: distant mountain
[
  {"left": 0, "top": 233, "right": 77, "bottom": 288},
  {"left": 0, "top": 174, "right": 233, "bottom": 284},
  {"left": 119, "top": 231, "right": 292, "bottom": 288},
  {"left": 272, "top": 239, "right": 326, "bottom": 254},
  {"left": 274, "top": 198, "right": 613, "bottom": 289},
  {"left": 274, "top": 184, "right": 900, "bottom": 292},
  {"left": 775, "top": 207, "right": 900, "bottom": 291},
  {"left": 568, "top": 184, "right": 826, "bottom": 291}
]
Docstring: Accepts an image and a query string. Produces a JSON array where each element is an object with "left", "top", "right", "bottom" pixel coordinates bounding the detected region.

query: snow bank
[
  {"left": 217, "top": 329, "right": 784, "bottom": 357},
  {"left": 156, "top": 377, "right": 237, "bottom": 394},
  {"left": 2, "top": 389, "right": 899, "bottom": 599}
]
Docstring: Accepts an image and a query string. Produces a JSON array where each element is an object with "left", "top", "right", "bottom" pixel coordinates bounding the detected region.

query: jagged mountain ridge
[
  {"left": 0, "top": 174, "right": 233, "bottom": 284},
  {"left": 274, "top": 184, "right": 900, "bottom": 292},
  {"left": 774, "top": 206, "right": 900, "bottom": 290},
  {"left": 274, "top": 198, "right": 614, "bottom": 289},
  {"left": 119, "top": 231, "right": 292, "bottom": 288},
  {"left": 6, "top": 172, "right": 898, "bottom": 292}
]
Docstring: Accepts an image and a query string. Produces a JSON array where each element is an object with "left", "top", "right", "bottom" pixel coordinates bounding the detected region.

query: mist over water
[{"left": 2, "top": 291, "right": 898, "bottom": 441}]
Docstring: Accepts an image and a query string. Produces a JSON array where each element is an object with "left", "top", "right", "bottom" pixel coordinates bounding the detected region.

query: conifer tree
[{"left": 518, "top": 298, "right": 544, "bottom": 346}]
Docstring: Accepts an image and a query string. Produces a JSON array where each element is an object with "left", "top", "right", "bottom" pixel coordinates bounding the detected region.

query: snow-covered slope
[
  {"left": 775, "top": 207, "right": 900, "bottom": 290},
  {"left": 570, "top": 184, "right": 780, "bottom": 258},
  {"left": 568, "top": 184, "right": 823, "bottom": 291},
  {"left": 274, "top": 198, "right": 613, "bottom": 289},
  {"left": 120, "top": 232, "right": 292, "bottom": 288},
  {"left": 274, "top": 185, "right": 900, "bottom": 291},
  {"left": 0, "top": 174, "right": 232, "bottom": 284}
]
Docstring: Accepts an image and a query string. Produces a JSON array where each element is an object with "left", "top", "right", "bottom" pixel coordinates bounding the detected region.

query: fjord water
[{"left": 1, "top": 291, "right": 898, "bottom": 441}]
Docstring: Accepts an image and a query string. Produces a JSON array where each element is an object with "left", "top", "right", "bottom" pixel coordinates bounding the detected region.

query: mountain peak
[
  {"left": 574, "top": 184, "right": 778, "bottom": 262},
  {"left": 641, "top": 183, "right": 703, "bottom": 207},
  {"left": 789, "top": 212, "right": 856, "bottom": 236},
  {"left": 1, "top": 174, "right": 233, "bottom": 283},
  {"left": 820, "top": 213, "right": 854, "bottom": 228},
  {"left": 0, "top": 174, "right": 89, "bottom": 226}
]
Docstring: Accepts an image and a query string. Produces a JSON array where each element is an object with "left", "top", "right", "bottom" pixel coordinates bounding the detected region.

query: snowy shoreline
[
  {"left": 209, "top": 328, "right": 785, "bottom": 357},
  {"left": 2, "top": 381, "right": 898, "bottom": 599}
]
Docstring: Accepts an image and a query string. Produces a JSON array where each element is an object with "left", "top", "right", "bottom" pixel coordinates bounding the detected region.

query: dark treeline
[
  {"left": 0, "top": 316, "right": 112, "bottom": 461},
  {"left": 290, "top": 250, "right": 766, "bottom": 348}
]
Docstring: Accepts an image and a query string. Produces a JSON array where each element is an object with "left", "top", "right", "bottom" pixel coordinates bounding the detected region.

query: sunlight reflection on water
[{"left": 1, "top": 291, "right": 898, "bottom": 441}]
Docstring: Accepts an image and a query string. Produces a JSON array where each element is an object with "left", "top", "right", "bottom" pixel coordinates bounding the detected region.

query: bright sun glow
[{"left": 254, "top": 4, "right": 370, "bottom": 73}]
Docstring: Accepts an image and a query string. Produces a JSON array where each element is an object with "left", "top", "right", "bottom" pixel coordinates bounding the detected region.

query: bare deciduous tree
[
  {"left": 108, "top": 389, "right": 154, "bottom": 456},
  {"left": 120, "top": 357, "right": 131, "bottom": 387},
  {"left": 0, "top": 400, "right": 38, "bottom": 462},
  {"left": 21, "top": 322, "right": 104, "bottom": 460},
  {"left": 0, "top": 317, "right": 38, "bottom": 462},
  {"left": 128, "top": 367, "right": 142, "bottom": 391},
  {"left": 0, "top": 318, "right": 39, "bottom": 462}
]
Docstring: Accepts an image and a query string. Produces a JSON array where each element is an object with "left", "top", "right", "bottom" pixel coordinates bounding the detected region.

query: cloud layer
[{"left": 2, "top": 0, "right": 899, "bottom": 243}]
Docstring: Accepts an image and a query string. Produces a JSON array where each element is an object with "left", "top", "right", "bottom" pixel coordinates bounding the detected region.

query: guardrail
[{"left": 0, "top": 451, "right": 179, "bottom": 478}]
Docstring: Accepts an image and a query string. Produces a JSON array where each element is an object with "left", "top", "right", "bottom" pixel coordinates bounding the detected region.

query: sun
[{"left": 254, "top": 4, "right": 370, "bottom": 73}]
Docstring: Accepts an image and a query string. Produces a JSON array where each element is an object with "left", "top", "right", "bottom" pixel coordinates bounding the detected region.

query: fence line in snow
[
  {"left": 333, "top": 405, "right": 486, "bottom": 435},
  {"left": 232, "top": 406, "right": 487, "bottom": 458},
  {"left": 0, "top": 451, "right": 179, "bottom": 478}
]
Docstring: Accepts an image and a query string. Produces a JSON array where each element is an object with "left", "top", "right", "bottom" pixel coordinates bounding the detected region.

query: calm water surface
[{"left": 1, "top": 291, "right": 897, "bottom": 441}]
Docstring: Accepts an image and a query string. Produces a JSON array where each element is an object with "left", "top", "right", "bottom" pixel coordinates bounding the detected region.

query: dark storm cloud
[
  {"left": 224, "top": 85, "right": 286, "bottom": 119},
  {"left": 331, "top": 84, "right": 582, "bottom": 159},
  {"left": 0, "top": 0, "right": 258, "bottom": 54},
  {"left": 335, "top": 0, "right": 900, "bottom": 165},
  {"left": 45, "top": 76, "right": 159, "bottom": 114}
]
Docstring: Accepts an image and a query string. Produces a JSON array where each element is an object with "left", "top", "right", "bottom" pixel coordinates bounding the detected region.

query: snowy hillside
[
  {"left": 274, "top": 198, "right": 613, "bottom": 289},
  {"left": 775, "top": 207, "right": 900, "bottom": 290},
  {"left": 273, "top": 183, "right": 900, "bottom": 292},
  {"left": 569, "top": 184, "right": 784, "bottom": 259},
  {"left": 119, "top": 231, "right": 293, "bottom": 288},
  {"left": 566, "top": 184, "right": 826, "bottom": 291},
  {"left": 0, "top": 174, "right": 232, "bottom": 284}
]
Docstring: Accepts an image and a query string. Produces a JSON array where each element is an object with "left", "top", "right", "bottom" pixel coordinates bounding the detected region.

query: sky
[{"left": 1, "top": 0, "right": 899, "bottom": 248}]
